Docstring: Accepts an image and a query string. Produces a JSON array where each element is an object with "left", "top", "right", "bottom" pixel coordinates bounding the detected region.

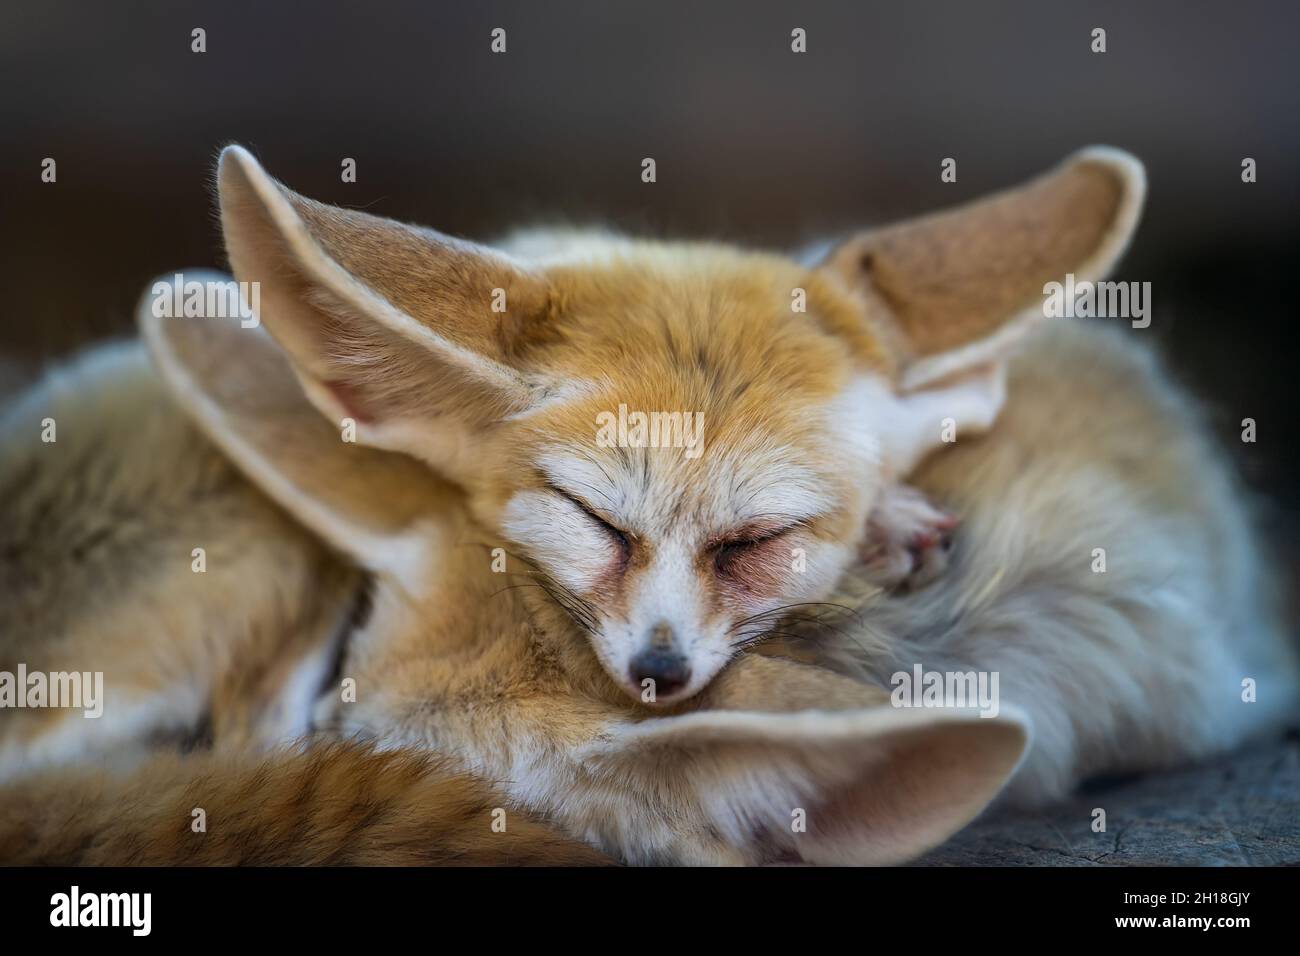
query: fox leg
[{"left": 859, "top": 483, "right": 959, "bottom": 592}]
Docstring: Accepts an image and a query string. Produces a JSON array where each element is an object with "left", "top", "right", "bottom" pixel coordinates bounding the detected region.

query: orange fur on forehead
[
  {"left": 492, "top": 244, "right": 889, "bottom": 505},
  {"left": 522, "top": 242, "right": 892, "bottom": 397}
]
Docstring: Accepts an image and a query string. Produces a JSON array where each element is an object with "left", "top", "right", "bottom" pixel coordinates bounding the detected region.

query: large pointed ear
[
  {"left": 216, "top": 144, "right": 555, "bottom": 481},
  {"left": 586, "top": 656, "right": 1030, "bottom": 865},
  {"left": 820, "top": 146, "right": 1145, "bottom": 472},
  {"left": 139, "top": 271, "right": 450, "bottom": 583}
]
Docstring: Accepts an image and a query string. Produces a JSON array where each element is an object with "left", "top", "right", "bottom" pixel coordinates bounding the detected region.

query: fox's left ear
[{"left": 819, "top": 146, "right": 1145, "bottom": 472}]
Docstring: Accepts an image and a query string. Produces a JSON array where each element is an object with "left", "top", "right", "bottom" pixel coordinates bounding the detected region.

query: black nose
[{"left": 629, "top": 649, "right": 692, "bottom": 698}]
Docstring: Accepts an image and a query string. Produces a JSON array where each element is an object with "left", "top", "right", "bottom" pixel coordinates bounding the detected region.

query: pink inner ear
[{"left": 324, "top": 379, "right": 374, "bottom": 424}]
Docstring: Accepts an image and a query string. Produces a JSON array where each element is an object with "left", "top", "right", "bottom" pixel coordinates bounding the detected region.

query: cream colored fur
[
  {"left": 0, "top": 343, "right": 357, "bottom": 776},
  {"left": 0, "top": 332, "right": 1030, "bottom": 865},
  {"left": 1, "top": 146, "right": 1295, "bottom": 865},
  {"left": 833, "top": 319, "right": 1299, "bottom": 804}
]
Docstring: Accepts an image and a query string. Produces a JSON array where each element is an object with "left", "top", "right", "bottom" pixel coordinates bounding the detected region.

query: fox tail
[{"left": 0, "top": 742, "right": 610, "bottom": 866}]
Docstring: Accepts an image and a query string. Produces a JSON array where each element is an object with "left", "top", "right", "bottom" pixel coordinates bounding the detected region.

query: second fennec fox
[{"left": 0, "top": 145, "right": 1295, "bottom": 864}]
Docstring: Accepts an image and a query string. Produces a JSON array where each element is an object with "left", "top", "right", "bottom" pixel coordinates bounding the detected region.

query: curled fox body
[{"left": 0, "top": 146, "right": 1294, "bottom": 864}]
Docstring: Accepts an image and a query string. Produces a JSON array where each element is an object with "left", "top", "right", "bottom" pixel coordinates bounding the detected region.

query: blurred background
[{"left": 1, "top": 0, "right": 1297, "bottom": 580}]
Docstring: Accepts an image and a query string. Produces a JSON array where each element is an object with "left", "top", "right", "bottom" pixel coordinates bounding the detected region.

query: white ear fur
[
  {"left": 589, "top": 700, "right": 1030, "bottom": 865},
  {"left": 138, "top": 271, "right": 451, "bottom": 586},
  {"left": 857, "top": 369, "right": 1007, "bottom": 476}
]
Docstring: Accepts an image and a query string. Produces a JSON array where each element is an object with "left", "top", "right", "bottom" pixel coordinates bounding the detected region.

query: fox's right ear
[
  {"left": 216, "top": 144, "right": 556, "bottom": 482},
  {"left": 139, "top": 273, "right": 449, "bottom": 585}
]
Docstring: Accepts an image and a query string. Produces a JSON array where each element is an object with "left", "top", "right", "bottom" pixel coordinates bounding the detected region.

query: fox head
[{"left": 189, "top": 145, "right": 1142, "bottom": 706}]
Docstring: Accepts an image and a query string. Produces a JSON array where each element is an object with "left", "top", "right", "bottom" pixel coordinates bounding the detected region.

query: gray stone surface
[{"left": 917, "top": 733, "right": 1300, "bottom": 866}]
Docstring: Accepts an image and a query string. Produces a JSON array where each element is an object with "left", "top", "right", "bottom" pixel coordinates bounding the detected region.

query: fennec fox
[
  {"left": 0, "top": 313, "right": 1029, "bottom": 865},
  {"left": 1, "top": 145, "right": 1294, "bottom": 864}
]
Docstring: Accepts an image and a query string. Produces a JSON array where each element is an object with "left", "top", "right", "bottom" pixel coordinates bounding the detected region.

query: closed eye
[
  {"left": 546, "top": 483, "right": 632, "bottom": 559},
  {"left": 712, "top": 522, "right": 803, "bottom": 575}
]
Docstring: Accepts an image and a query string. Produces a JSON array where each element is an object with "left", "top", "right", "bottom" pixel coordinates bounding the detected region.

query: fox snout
[{"left": 629, "top": 622, "right": 692, "bottom": 701}]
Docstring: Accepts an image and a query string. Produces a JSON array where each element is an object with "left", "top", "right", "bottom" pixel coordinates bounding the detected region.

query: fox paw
[{"left": 860, "top": 484, "right": 959, "bottom": 592}]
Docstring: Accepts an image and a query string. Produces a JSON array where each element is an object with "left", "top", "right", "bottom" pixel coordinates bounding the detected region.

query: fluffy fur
[
  {"left": 0, "top": 343, "right": 358, "bottom": 776},
  {"left": 0, "top": 335, "right": 1029, "bottom": 866},
  {"left": 0, "top": 742, "right": 610, "bottom": 865},
  {"left": 834, "top": 318, "right": 1299, "bottom": 803},
  {"left": 0, "top": 145, "right": 1294, "bottom": 865}
]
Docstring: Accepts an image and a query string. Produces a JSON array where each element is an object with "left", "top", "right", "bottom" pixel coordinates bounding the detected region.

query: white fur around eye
[{"left": 501, "top": 490, "right": 617, "bottom": 592}]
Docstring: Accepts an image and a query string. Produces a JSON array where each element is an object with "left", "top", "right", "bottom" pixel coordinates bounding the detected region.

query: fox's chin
[{"left": 618, "top": 681, "right": 681, "bottom": 707}]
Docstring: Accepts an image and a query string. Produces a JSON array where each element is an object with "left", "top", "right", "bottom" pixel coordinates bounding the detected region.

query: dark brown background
[{"left": 2, "top": 0, "right": 1296, "bottom": 560}]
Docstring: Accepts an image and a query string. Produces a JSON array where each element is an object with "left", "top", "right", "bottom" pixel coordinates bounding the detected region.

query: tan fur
[
  {"left": 0, "top": 742, "right": 609, "bottom": 865},
  {"left": 0, "top": 343, "right": 358, "bottom": 773},
  {"left": 823, "top": 147, "right": 1144, "bottom": 385},
  {"left": 0, "top": 334, "right": 1028, "bottom": 865},
  {"left": 833, "top": 318, "right": 1299, "bottom": 803},
  {"left": 2, "top": 145, "right": 1293, "bottom": 866}
]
